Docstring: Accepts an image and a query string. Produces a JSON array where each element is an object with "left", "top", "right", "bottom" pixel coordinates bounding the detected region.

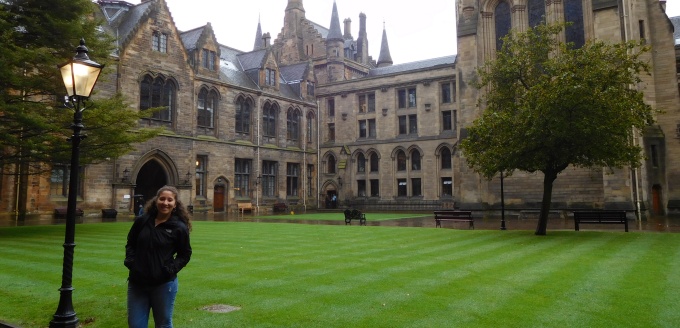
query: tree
[
  {"left": 460, "top": 23, "right": 655, "bottom": 235},
  {"left": 0, "top": 0, "right": 161, "bottom": 217}
]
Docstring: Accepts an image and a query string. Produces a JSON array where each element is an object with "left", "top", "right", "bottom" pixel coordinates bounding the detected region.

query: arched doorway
[
  {"left": 214, "top": 178, "right": 228, "bottom": 212},
  {"left": 134, "top": 160, "right": 169, "bottom": 207}
]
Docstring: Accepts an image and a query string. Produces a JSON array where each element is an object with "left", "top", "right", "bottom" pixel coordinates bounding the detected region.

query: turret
[
  {"left": 326, "top": 1, "right": 345, "bottom": 82},
  {"left": 377, "top": 23, "right": 393, "bottom": 67},
  {"left": 253, "top": 18, "right": 263, "bottom": 51}
]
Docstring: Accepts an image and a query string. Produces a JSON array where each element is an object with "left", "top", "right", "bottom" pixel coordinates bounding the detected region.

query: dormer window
[
  {"left": 152, "top": 31, "right": 167, "bottom": 53},
  {"left": 202, "top": 49, "right": 216, "bottom": 71},
  {"left": 265, "top": 68, "right": 277, "bottom": 87}
]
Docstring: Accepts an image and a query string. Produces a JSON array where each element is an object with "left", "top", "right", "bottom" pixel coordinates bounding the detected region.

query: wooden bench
[
  {"left": 433, "top": 210, "right": 474, "bottom": 229},
  {"left": 344, "top": 209, "right": 367, "bottom": 226},
  {"left": 237, "top": 202, "right": 253, "bottom": 214},
  {"left": 573, "top": 211, "right": 628, "bottom": 232}
]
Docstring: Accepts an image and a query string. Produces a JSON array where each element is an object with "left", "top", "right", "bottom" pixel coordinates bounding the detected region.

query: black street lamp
[
  {"left": 500, "top": 171, "right": 507, "bottom": 230},
  {"left": 51, "top": 39, "right": 104, "bottom": 328}
]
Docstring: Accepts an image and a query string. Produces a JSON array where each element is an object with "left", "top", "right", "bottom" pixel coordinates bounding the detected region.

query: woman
[{"left": 125, "top": 186, "right": 192, "bottom": 328}]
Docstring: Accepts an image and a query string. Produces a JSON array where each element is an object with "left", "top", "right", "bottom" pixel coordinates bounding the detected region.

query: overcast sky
[
  {"left": 125, "top": 1, "right": 680, "bottom": 64},
  {"left": 126, "top": 0, "right": 457, "bottom": 64}
]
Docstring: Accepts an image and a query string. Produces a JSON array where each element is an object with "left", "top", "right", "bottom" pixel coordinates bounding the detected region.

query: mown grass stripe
[{"left": 1, "top": 222, "right": 680, "bottom": 328}]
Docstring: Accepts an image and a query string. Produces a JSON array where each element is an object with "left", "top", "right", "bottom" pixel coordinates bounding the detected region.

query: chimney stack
[{"left": 343, "top": 18, "right": 352, "bottom": 39}]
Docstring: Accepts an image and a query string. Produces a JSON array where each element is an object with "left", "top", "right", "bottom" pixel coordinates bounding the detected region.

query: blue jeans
[{"left": 127, "top": 278, "right": 178, "bottom": 328}]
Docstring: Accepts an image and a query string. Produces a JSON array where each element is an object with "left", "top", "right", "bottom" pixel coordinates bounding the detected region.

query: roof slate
[
  {"left": 368, "top": 55, "right": 457, "bottom": 77},
  {"left": 180, "top": 27, "right": 204, "bottom": 51}
]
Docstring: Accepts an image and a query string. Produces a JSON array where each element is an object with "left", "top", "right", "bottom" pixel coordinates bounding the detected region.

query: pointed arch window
[
  {"left": 306, "top": 111, "right": 315, "bottom": 143},
  {"left": 495, "top": 1, "right": 511, "bottom": 51},
  {"left": 565, "top": 1, "right": 585, "bottom": 48},
  {"left": 287, "top": 108, "right": 301, "bottom": 142},
  {"left": 441, "top": 147, "right": 452, "bottom": 169},
  {"left": 197, "top": 88, "right": 217, "bottom": 128},
  {"left": 357, "top": 153, "right": 366, "bottom": 172},
  {"left": 140, "top": 75, "right": 175, "bottom": 121},
  {"left": 327, "top": 155, "right": 336, "bottom": 174},
  {"left": 528, "top": 0, "right": 545, "bottom": 28},
  {"left": 370, "top": 153, "right": 379, "bottom": 172},
  {"left": 263, "top": 103, "right": 277, "bottom": 138},
  {"left": 411, "top": 150, "right": 421, "bottom": 171},
  {"left": 397, "top": 150, "right": 407, "bottom": 171},
  {"left": 235, "top": 96, "right": 252, "bottom": 135}
]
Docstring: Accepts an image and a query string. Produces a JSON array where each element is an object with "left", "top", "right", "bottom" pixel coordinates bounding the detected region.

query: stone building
[
  {"left": 1, "top": 0, "right": 679, "bottom": 217},
  {"left": 456, "top": 0, "right": 680, "bottom": 216}
]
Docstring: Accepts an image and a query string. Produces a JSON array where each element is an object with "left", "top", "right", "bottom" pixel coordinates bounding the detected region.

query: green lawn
[{"left": 1, "top": 221, "right": 679, "bottom": 327}]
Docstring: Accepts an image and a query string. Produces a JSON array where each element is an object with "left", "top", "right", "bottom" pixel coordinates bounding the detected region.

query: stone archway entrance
[{"left": 134, "top": 160, "right": 168, "bottom": 205}]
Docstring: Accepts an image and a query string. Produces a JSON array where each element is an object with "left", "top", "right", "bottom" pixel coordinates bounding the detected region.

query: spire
[
  {"left": 253, "top": 16, "right": 263, "bottom": 51},
  {"left": 327, "top": 1, "right": 344, "bottom": 41},
  {"left": 377, "top": 22, "right": 393, "bottom": 67}
]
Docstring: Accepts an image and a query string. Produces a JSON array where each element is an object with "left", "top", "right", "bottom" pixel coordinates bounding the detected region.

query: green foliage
[
  {"left": 0, "top": 0, "right": 161, "bottom": 171},
  {"left": 461, "top": 23, "right": 654, "bottom": 179},
  {"left": 1, "top": 222, "right": 679, "bottom": 327}
]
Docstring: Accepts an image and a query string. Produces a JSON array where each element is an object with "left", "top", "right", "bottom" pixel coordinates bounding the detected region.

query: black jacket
[{"left": 124, "top": 214, "right": 192, "bottom": 286}]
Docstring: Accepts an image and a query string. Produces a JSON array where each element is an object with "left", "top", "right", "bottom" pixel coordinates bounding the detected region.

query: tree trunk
[{"left": 535, "top": 170, "right": 557, "bottom": 235}]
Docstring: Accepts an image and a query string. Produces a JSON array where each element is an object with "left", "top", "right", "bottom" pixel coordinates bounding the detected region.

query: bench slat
[
  {"left": 573, "top": 211, "right": 628, "bottom": 232},
  {"left": 433, "top": 210, "right": 474, "bottom": 229}
]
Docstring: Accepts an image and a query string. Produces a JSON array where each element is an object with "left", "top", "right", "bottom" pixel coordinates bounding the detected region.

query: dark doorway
[
  {"left": 214, "top": 185, "right": 226, "bottom": 212},
  {"left": 652, "top": 185, "right": 663, "bottom": 215},
  {"left": 135, "top": 160, "right": 168, "bottom": 205},
  {"left": 325, "top": 190, "right": 337, "bottom": 209}
]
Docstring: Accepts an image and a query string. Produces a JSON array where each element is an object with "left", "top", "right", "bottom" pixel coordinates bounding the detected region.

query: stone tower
[{"left": 326, "top": 1, "right": 345, "bottom": 82}]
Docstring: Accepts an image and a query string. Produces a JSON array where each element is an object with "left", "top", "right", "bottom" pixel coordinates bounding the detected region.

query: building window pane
[
  {"left": 412, "top": 178, "right": 422, "bottom": 196},
  {"left": 408, "top": 115, "right": 417, "bottom": 134},
  {"left": 370, "top": 153, "right": 379, "bottom": 172},
  {"left": 328, "top": 98, "right": 335, "bottom": 117},
  {"left": 442, "top": 111, "right": 452, "bottom": 131},
  {"left": 359, "top": 120, "right": 367, "bottom": 138},
  {"left": 441, "top": 148, "right": 452, "bottom": 169},
  {"left": 441, "top": 83, "right": 452, "bottom": 103},
  {"left": 357, "top": 153, "right": 366, "bottom": 172},
  {"left": 411, "top": 151, "right": 421, "bottom": 171},
  {"left": 235, "top": 158, "right": 251, "bottom": 197},
  {"left": 398, "top": 116, "right": 407, "bottom": 135},
  {"left": 397, "top": 151, "right": 406, "bottom": 171},
  {"left": 262, "top": 160, "right": 277, "bottom": 197},
  {"left": 495, "top": 1, "right": 511, "bottom": 51},
  {"left": 195, "top": 155, "right": 207, "bottom": 197},
  {"left": 357, "top": 179, "right": 366, "bottom": 197},
  {"left": 397, "top": 179, "right": 407, "bottom": 197},
  {"left": 236, "top": 97, "right": 251, "bottom": 135},
  {"left": 442, "top": 177, "right": 453, "bottom": 197},
  {"left": 287, "top": 163, "right": 299, "bottom": 196},
  {"left": 370, "top": 179, "right": 380, "bottom": 197}
]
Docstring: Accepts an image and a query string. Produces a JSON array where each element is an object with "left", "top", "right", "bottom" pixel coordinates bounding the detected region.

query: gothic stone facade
[
  {"left": 456, "top": 0, "right": 680, "bottom": 215},
  {"left": 2, "top": 0, "right": 680, "bottom": 217}
]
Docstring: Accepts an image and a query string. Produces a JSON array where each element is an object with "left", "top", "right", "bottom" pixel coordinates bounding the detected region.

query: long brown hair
[{"left": 144, "top": 185, "right": 192, "bottom": 232}]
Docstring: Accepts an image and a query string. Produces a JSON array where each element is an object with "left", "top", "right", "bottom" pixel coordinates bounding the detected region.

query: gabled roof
[
  {"left": 237, "top": 49, "right": 268, "bottom": 71},
  {"left": 114, "top": 1, "right": 154, "bottom": 49},
  {"left": 309, "top": 20, "right": 329, "bottom": 39},
  {"left": 368, "top": 55, "right": 457, "bottom": 77},
  {"left": 280, "top": 62, "right": 310, "bottom": 82},
  {"left": 180, "top": 26, "right": 205, "bottom": 51},
  {"left": 671, "top": 16, "right": 680, "bottom": 44},
  {"left": 219, "top": 45, "right": 259, "bottom": 89}
]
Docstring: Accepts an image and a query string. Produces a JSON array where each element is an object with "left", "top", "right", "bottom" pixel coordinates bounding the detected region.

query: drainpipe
[
  {"left": 316, "top": 99, "right": 321, "bottom": 209},
  {"left": 621, "top": 0, "right": 642, "bottom": 223},
  {"left": 256, "top": 96, "right": 261, "bottom": 212}
]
